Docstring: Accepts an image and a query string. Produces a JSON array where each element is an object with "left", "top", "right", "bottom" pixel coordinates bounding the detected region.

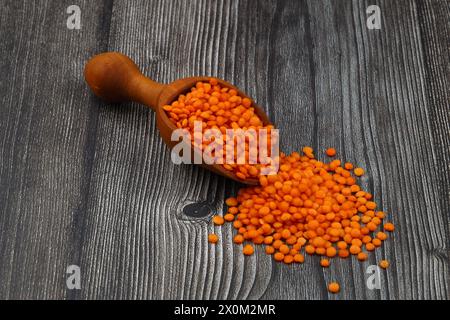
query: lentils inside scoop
[
  {"left": 213, "top": 148, "right": 394, "bottom": 269},
  {"left": 163, "top": 78, "right": 275, "bottom": 180}
]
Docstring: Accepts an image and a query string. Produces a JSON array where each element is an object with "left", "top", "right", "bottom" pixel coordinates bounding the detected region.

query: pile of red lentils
[
  {"left": 164, "top": 78, "right": 394, "bottom": 295},
  {"left": 209, "top": 148, "right": 394, "bottom": 294}
]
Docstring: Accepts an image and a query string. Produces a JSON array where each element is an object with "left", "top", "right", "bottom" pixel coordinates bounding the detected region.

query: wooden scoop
[{"left": 84, "top": 52, "right": 272, "bottom": 185}]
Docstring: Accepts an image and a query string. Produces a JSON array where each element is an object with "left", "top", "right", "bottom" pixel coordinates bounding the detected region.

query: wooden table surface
[{"left": 0, "top": 0, "right": 448, "bottom": 300}]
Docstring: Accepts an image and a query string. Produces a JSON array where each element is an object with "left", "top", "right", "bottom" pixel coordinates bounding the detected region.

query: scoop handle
[{"left": 84, "top": 52, "right": 165, "bottom": 111}]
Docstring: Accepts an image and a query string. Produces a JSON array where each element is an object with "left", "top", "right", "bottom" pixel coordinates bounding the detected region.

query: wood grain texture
[
  {"left": 416, "top": 0, "right": 450, "bottom": 250},
  {"left": 0, "top": 0, "right": 113, "bottom": 299},
  {"left": 0, "top": 0, "right": 448, "bottom": 300}
]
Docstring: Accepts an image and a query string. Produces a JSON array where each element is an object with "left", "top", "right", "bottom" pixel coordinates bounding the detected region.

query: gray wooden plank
[
  {"left": 261, "top": 0, "right": 450, "bottom": 299},
  {"left": 0, "top": 0, "right": 112, "bottom": 299},
  {"left": 416, "top": 0, "right": 450, "bottom": 254},
  {"left": 78, "top": 0, "right": 276, "bottom": 300}
]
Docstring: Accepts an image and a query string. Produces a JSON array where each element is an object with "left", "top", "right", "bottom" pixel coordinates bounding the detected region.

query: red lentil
[{"left": 328, "top": 282, "right": 340, "bottom": 294}]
